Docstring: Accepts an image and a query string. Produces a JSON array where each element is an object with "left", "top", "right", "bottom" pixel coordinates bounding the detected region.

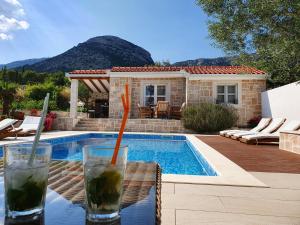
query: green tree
[
  {"left": 197, "top": 0, "right": 300, "bottom": 87},
  {"left": 25, "top": 82, "right": 57, "bottom": 101},
  {"left": 46, "top": 72, "right": 70, "bottom": 86},
  {"left": 0, "top": 68, "right": 18, "bottom": 115},
  {"left": 22, "top": 70, "right": 46, "bottom": 84},
  {"left": 56, "top": 87, "right": 70, "bottom": 110},
  {"left": 78, "top": 82, "right": 91, "bottom": 110}
]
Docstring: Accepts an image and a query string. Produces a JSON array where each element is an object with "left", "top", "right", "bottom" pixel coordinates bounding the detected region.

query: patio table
[{"left": 0, "top": 160, "right": 162, "bottom": 225}]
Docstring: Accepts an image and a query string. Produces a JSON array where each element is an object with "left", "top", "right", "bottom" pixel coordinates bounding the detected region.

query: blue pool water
[{"left": 0, "top": 133, "right": 217, "bottom": 176}]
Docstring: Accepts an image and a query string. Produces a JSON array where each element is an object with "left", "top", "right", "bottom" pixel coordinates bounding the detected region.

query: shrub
[
  {"left": 25, "top": 83, "right": 57, "bottom": 101},
  {"left": 182, "top": 103, "right": 238, "bottom": 133},
  {"left": 56, "top": 87, "right": 70, "bottom": 110},
  {"left": 13, "top": 100, "right": 58, "bottom": 111}
]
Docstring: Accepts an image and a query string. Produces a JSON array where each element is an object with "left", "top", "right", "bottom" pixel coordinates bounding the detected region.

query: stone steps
[
  {"left": 74, "top": 118, "right": 111, "bottom": 131},
  {"left": 73, "top": 127, "right": 101, "bottom": 131},
  {"left": 73, "top": 118, "right": 190, "bottom": 133}
]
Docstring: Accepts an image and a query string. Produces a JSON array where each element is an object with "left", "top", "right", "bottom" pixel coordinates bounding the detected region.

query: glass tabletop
[{"left": 0, "top": 161, "right": 160, "bottom": 225}]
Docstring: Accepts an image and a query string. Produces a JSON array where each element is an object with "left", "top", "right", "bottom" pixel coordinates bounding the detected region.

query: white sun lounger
[
  {"left": 16, "top": 116, "right": 41, "bottom": 136},
  {"left": 240, "top": 120, "right": 300, "bottom": 144},
  {"left": 0, "top": 118, "right": 23, "bottom": 140},
  {"left": 220, "top": 118, "right": 271, "bottom": 137},
  {"left": 0, "top": 118, "right": 17, "bottom": 131},
  {"left": 231, "top": 118, "right": 286, "bottom": 140}
]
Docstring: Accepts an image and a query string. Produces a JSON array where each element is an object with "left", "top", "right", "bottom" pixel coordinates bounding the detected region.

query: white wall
[{"left": 261, "top": 82, "right": 300, "bottom": 120}]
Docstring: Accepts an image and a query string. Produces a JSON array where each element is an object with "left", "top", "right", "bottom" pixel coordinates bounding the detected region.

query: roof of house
[
  {"left": 111, "top": 66, "right": 182, "bottom": 73},
  {"left": 111, "top": 66, "right": 266, "bottom": 74},
  {"left": 69, "top": 69, "right": 107, "bottom": 74},
  {"left": 68, "top": 66, "right": 266, "bottom": 75}
]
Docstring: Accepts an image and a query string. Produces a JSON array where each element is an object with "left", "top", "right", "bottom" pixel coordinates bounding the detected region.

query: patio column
[{"left": 70, "top": 79, "right": 78, "bottom": 118}]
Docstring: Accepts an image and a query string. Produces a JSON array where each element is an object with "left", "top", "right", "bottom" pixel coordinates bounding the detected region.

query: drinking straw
[
  {"left": 28, "top": 93, "right": 50, "bottom": 166},
  {"left": 111, "top": 83, "right": 129, "bottom": 165}
]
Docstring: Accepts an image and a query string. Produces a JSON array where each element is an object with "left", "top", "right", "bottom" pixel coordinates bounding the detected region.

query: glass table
[{"left": 0, "top": 161, "right": 161, "bottom": 225}]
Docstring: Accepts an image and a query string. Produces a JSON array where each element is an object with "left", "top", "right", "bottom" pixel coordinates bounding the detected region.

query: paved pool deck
[
  {"left": 161, "top": 172, "right": 300, "bottom": 225},
  {"left": 162, "top": 135, "right": 300, "bottom": 225}
]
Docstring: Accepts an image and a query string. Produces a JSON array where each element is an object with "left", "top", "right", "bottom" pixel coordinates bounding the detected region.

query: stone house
[{"left": 66, "top": 66, "right": 267, "bottom": 126}]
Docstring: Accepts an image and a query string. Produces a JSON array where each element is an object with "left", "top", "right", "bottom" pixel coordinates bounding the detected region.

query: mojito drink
[
  {"left": 5, "top": 162, "right": 49, "bottom": 215},
  {"left": 83, "top": 145, "right": 127, "bottom": 222},
  {"left": 85, "top": 162, "right": 123, "bottom": 213},
  {"left": 4, "top": 143, "right": 52, "bottom": 219}
]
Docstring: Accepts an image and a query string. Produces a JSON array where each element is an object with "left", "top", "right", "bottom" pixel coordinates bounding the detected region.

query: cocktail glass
[
  {"left": 83, "top": 145, "right": 128, "bottom": 222},
  {"left": 4, "top": 143, "right": 52, "bottom": 219}
]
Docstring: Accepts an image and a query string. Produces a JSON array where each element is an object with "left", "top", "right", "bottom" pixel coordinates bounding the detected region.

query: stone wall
[
  {"left": 109, "top": 77, "right": 186, "bottom": 118},
  {"left": 130, "top": 78, "right": 186, "bottom": 118},
  {"left": 75, "top": 118, "right": 192, "bottom": 133},
  {"left": 52, "top": 116, "right": 191, "bottom": 133},
  {"left": 187, "top": 80, "right": 213, "bottom": 104},
  {"left": 109, "top": 77, "right": 132, "bottom": 118},
  {"left": 279, "top": 131, "right": 300, "bottom": 154},
  {"left": 186, "top": 79, "right": 266, "bottom": 126},
  {"left": 52, "top": 117, "right": 79, "bottom": 131},
  {"left": 239, "top": 80, "right": 266, "bottom": 126}
]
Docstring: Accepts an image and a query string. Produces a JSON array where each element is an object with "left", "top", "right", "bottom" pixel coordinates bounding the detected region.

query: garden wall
[
  {"left": 261, "top": 82, "right": 300, "bottom": 120},
  {"left": 53, "top": 117, "right": 192, "bottom": 133}
]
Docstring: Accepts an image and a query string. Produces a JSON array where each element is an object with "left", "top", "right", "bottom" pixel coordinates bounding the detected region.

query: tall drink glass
[
  {"left": 4, "top": 143, "right": 52, "bottom": 219},
  {"left": 83, "top": 145, "right": 128, "bottom": 222}
]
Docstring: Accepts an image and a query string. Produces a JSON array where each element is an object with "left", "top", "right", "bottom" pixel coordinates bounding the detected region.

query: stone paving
[{"left": 161, "top": 172, "right": 300, "bottom": 225}]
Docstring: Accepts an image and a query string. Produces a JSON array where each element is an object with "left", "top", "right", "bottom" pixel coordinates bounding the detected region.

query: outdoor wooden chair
[
  {"left": 138, "top": 104, "right": 152, "bottom": 118},
  {"left": 170, "top": 102, "right": 186, "bottom": 120},
  {"left": 155, "top": 101, "right": 170, "bottom": 119}
]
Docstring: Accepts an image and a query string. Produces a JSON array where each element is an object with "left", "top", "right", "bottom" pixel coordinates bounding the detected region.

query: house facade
[{"left": 66, "top": 66, "right": 267, "bottom": 126}]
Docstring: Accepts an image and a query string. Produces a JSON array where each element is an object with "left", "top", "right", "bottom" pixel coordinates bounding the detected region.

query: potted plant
[
  {"left": 44, "top": 112, "right": 57, "bottom": 131},
  {"left": 30, "top": 109, "right": 39, "bottom": 116}
]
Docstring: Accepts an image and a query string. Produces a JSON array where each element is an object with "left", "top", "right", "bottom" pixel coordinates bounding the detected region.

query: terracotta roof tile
[
  {"left": 69, "top": 69, "right": 107, "bottom": 74},
  {"left": 111, "top": 66, "right": 266, "bottom": 74},
  {"left": 111, "top": 66, "right": 182, "bottom": 72},
  {"left": 69, "top": 66, "right": 266, "bottom": 75},
  {"left": 184, "top": 66, "right": 266, "bottom": 75}
]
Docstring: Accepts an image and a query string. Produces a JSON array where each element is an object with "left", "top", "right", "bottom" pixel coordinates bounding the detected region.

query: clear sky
[{"left": 0, "top": 0, "right": 225, "bottom": 64}]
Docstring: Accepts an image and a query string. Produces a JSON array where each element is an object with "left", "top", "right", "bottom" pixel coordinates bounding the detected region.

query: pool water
[{"left": 0, "top": 134, "right": 217, "bottom": 176}]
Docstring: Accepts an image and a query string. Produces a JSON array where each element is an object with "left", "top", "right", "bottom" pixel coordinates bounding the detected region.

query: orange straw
[{"left": 111, "top": 83, "right": 130, "bottom": 165}]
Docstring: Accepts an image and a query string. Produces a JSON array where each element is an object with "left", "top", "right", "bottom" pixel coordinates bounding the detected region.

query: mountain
[
  {"left": 173, "top": 56, "right": 235, "bottom": 66},
  {"left": 23, "top": 36, "right": 154, "bottom": 72},
  {"left": 0, "top": 58, "right": 47, "bottom": 69}
]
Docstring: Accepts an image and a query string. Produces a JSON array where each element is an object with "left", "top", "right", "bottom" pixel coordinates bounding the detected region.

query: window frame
[
  {"left": 216, "top": 84, "right": 238, "bottom": 105},
  {"left": 142, "top": 83, "right": 169, "bottom": 106}
]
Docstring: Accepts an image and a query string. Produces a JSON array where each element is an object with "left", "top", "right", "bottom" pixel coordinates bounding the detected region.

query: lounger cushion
[
  {"left": 242, "top": 133, "right": 279, "bottom": 141},
  {"left": 232, "top": 131, "right": 260, "bottom": 138},
  {"left": 219, "top": 118, "right": 271, "bottom": 136},
  {"left": 241, "top": 120, "right": 300, "bottom": 141},
  {"left": 277, "top": 120, "right": 300, "bottom": 133},
  {"left": 250, "top": 118, "right": 271, "bottom": 132},
  {"left": 259, "top": 118, "right": 285, "bottom": 134},
  {"left": 219, "top": 130, "right": 240, "bottom": 135},
  {"left": 18, "top": 116, "right": 41, "bottom": 131},
  {"left": 0, "top": 119, "right": 17, "bottom": 130},
  {"left": 232, "top": 118, "right": 285, "bottom": 138}
]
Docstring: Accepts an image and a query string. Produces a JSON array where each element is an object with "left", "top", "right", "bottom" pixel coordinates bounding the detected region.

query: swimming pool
[{"left": 0, "top": 133, "right": 217, "bottom": 176}]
